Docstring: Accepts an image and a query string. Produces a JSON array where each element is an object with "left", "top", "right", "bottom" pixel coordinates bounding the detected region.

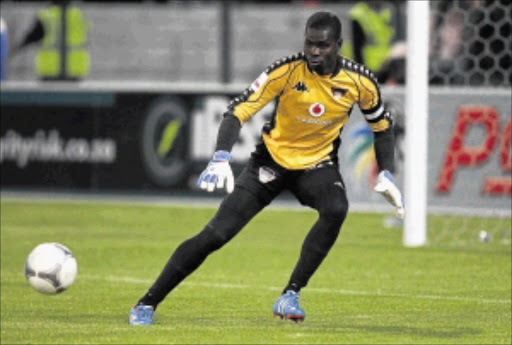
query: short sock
[
  {"left": 282, "top": 283, "right": 300, "bottom": 295},
  {"left": 138, "top": 292, "right": 159, "bottom": 309}
]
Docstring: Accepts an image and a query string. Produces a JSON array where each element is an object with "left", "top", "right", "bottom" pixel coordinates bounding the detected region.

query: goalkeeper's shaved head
[
  {"left": 303, "top": 11, "right": 342, "bottom": 75},
  {"left": 305, "top": 11, "right": 342, "bottom": 41}
]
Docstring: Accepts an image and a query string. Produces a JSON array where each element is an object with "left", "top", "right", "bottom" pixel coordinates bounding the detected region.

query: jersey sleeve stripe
[{"left": 362, "top": 104, "right": 385, "bottom": 121}]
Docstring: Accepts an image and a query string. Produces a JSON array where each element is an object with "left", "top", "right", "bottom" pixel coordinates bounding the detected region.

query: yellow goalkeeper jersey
[{"left": 229, "top": 52, "right": 390, "bottom": 170}]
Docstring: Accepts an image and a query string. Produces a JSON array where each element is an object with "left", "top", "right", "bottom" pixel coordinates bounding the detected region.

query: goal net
[{"left": 405, "top": 0, "right": 511, "bottom": 247}]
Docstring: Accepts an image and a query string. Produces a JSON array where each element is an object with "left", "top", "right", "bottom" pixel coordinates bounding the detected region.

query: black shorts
[{"left": 235, "top": 143, "right": 348, "bottom": 210}]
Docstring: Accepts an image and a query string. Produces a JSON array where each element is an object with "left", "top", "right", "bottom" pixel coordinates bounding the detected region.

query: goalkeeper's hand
[
  {"left": 374, "top": 170, "right": 405, "bottom": 219},
  {"left": 197, "top": 150, "right": 234, "bottom": 194}
]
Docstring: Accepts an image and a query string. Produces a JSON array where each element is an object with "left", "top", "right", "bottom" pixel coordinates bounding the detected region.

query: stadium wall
[
  {"left": 0, "top": 2, "right": 355, "bottom": 83},
  {"left": 0, "top": 82, "right": 510, "bottom": 214}
]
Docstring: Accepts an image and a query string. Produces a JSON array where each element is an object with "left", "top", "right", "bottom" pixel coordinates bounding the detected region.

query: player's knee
[
  {"left": 318, "top": 199, "right": 349, "bottom": 225},
  {"left": 195, "top": 225, "right": 230, "bottom": 252}
]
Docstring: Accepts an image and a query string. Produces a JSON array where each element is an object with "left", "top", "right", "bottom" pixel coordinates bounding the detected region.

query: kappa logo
[
  {"left": 308, "top": 102, "right": 325, "bottom": 117},
  {"left": 292, "top": 81, "right": 309, "bottom": 92}
]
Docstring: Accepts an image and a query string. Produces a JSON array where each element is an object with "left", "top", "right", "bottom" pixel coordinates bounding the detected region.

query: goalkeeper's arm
[
  {"left": 373, "top": 126, "right": 395, "bottom": 174},
  {"left": 197, "top": 113, "right": 241, "bottom": 194},
  {"left": 215, "top": 113, "right": 242, "bottom": 152},
  {"left": 373, "top": 124, "right": 405, "bottom": 219}
]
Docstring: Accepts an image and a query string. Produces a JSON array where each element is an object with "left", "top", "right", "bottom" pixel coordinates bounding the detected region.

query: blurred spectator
[
  {"left": 430, "top": 0, "right": 511, "bottom": 86},
  {"left": 341, "top": 2, "right": 394, "bottom": 74},
  {"left": 429, "top": 1, "right": 466, "bottom": 85},
  {"left": 376, "top": 41, "right": 406, "bottom": 86},
  {"left": 341, "top": 1, "right": 408, "bottom": 85},
  {"left": 15, "top": 1, "right": 90, "bottom": 81}
]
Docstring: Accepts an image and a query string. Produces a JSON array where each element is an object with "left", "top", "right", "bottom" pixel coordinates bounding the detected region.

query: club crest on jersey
[
  {"left": 259, "top": 166, "right": 277, "bottom": 184},
  {"left": 331, "top": 87, "right": 348, "bottom": 100},
  {"left": 250, "top": 72, "right": 269, "bottom": 92},
  {"left": 308, "top": 103, "right": 325, "bottom": 117}
]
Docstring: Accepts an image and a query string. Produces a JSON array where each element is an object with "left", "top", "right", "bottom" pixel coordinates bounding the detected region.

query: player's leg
[
  {"left": 273, "top": 163, "right": 348, "bottom": 322},
  {"left": 131, "top": 151, "right": 286, "bottom": 324},
  {"left": 134, "top": 187, "right": 265, "bottom": 305},
  {"left": 130, "top": 187, "right": 266, "bottom": 325},
  {"left": 285, "top": 165, "right": 348, "bottom": 291}
]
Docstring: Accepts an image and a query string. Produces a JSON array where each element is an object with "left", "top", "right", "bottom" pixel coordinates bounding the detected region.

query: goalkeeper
[{"left": 130, "top": 11, "right": 404, "bottom": 325}]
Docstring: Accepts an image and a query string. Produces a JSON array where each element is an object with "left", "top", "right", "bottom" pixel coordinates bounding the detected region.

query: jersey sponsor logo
[
  {"left": 250, "top": 72, "right": 269, "bottom": 92},
  {"left": 259, "top": 166, "right": 277, "bottom": 183},
  {"left": 292, "top": 81, "right": 309, "bottom": 92},
  {"left": 298, "top": 116, "right": 333, "bottom": 126},
  {"left": 331, "top": 87, "right": 348, "bottom": 100},
  {"left": 308, "top": 102, "right": 325, "bottom": 117}
]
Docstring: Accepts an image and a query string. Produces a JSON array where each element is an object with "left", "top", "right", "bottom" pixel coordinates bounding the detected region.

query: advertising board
[{"left": 1, "top": 84, "right": 510, "bottom": 212}]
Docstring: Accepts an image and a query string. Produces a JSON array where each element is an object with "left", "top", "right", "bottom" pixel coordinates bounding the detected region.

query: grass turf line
[{"left": 1, "top": 200, "right": 510, "bottom": 344}]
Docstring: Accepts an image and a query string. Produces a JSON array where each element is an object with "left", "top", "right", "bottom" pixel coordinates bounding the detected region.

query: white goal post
[{"left": 404, "top": 0, "right": 430, "bottom": 247}]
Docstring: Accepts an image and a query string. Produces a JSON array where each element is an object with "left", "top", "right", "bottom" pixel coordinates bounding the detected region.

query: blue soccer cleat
[
  {"left": 273, "top": 290, "right": 305, "bottom": 322},
  {"left": 129, "top": 304, "right": 154, "bottom": 325}
]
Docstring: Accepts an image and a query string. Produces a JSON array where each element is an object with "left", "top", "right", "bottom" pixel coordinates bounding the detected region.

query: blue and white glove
[
  {"left": 197, "top": 150, "right": 234, "bottom": 194},
  {"left": 374, "top": 170, "right": 405, "bottom": 219}
]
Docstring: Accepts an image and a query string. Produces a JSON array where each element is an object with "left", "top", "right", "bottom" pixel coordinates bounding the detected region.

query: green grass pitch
[{"left": 1, "top": 199, "right": 510, "bottom": 344}]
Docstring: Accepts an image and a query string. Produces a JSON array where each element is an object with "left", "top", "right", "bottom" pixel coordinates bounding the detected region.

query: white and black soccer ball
[{"left": 24, "top": 242, "right": 78, "bottom": 294}]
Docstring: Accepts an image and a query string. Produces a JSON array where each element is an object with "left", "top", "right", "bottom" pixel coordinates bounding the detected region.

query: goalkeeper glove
[
  {"left": 374, "top": 170, "right": 405, "bottom": 219},
  {"left": 197, "top": 150, "right": 234, "bottom": 194}
]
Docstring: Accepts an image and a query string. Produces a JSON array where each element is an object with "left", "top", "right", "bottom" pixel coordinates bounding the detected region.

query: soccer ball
[{"left": 24, "top": 242, "right": 78, "bottom": 294}]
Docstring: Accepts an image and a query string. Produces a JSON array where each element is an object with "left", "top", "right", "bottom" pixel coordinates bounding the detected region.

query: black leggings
[
  {"left": 168, "top": 187, "right": 266, "bottom": 275},
  {"left": 141, "top": 160, "right": 348, "bottom": 308}
]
